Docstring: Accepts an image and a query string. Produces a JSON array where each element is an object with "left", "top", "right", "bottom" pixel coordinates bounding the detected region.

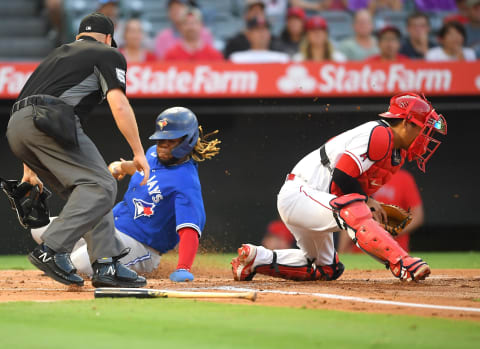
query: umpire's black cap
[{"left": 78, "top": 12, "right": 117, "bottom": 48}]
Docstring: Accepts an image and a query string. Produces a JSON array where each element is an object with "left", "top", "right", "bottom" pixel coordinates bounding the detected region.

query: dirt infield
[{"left": 1, "top": 265, "right": 479, "bottom": 322}]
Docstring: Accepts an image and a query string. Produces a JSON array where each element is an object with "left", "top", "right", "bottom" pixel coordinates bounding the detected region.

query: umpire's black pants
[{"left": 7, "top": 105, "right": 125, "bottom": 263}]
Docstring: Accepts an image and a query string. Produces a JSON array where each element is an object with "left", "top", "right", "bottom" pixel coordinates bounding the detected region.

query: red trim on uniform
[
  {"left": 345, "top": 151, "right": 363, "bottom": 173},
  {"left": 367, "top": 126, "right": 391, "bottom": 161},
  {"left": 299, "top": 185, "right": 333, "bottom": 211},
  {"left": 176, "top": 227, "right": 199, "bottom": 271},
  {"left": 335, "top": 154, "right": 361, "bottom": 177}
]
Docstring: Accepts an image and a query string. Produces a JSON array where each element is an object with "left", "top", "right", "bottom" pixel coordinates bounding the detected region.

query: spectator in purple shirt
[
  {"left": 414, "top": 0, "right": 457, "bottom": 11},
  {"left": 348, "top": 0, "right": 403, "bottom": 14}
]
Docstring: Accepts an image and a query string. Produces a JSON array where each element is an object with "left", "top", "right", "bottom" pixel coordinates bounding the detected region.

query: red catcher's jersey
[{"left": 290, "top": 121, "right": 406, "bottom": 196}]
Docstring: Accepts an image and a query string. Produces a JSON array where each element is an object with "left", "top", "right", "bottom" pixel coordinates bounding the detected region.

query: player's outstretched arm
[
  {"left": 108, "top": 159, "right": 137, "bottom": 180},
  {"left": 106, "top": 88, "right": 149, "bottom": 185}
]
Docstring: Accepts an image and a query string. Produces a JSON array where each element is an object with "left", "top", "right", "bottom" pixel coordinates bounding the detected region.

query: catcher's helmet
[
  {"left": 379, "top": 92, "right": 447, "bottom": 172},
  {"left": 149, "top": 107, "right": 199, "bottom": 159}
]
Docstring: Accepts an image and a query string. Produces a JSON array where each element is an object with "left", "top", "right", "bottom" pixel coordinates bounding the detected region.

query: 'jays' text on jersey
[
  {"left": 291, "top": 121, "right": 405, "bottom": 196},
  {"left": 113, "top": 145, "right": 206, "bottom": 253}
]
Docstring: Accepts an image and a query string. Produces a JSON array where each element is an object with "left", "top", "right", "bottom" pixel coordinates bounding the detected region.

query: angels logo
[
  {"left": 133, "top": 198, "right": 156, "bottom": 219},
  {"left": 157, "top": 119, "right": 168, "bottom": 130}
]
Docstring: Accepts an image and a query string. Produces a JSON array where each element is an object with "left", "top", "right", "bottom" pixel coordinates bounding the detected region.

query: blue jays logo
[
  {"left": 157, "top": 118, "right": 168, "bottom": 130},
  {"left": 133, "top": 198, "right": 155, "bottom": 219}
]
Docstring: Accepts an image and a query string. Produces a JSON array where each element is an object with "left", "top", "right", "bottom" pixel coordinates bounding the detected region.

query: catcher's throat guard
[
  {"left": 0, "top": 178, "right": 51, "bottom": 229},
  {"left": 407, "top": 112, "right": 447, "bottom": 172}
]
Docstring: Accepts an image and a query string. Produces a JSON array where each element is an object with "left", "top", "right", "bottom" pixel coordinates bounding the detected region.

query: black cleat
[
  {"left": 28, "top": 243, "right": 84, "bottom": 286},
  {"left": 91, "top": 249, "right": 147, "bottom": 288}
]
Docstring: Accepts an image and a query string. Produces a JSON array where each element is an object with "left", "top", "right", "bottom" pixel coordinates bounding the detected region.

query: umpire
[{"left": 6, "top": 13, "right": 150, "bottom": 288}]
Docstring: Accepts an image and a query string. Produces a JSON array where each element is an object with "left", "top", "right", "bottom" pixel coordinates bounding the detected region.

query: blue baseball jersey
[{"left": 113, "top": 145, "right": 206, "bottom": 253}]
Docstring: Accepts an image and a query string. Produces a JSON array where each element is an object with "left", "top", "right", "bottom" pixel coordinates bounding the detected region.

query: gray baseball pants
[{"left": 6, "top": 105, "right": 125, "bottom": 263}]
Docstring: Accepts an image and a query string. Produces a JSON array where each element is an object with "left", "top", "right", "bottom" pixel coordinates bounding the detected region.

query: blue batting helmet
[{"left": 149, "top": 107, "right": 199, "bottom": 159}]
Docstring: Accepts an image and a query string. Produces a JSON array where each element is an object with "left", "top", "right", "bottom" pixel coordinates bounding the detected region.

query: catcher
[
  {"left": 232, "top": 92, "right": 447, "bottom": 282},
  {"left": 31, "top": 107, "right": 220, "bottom": 282}
]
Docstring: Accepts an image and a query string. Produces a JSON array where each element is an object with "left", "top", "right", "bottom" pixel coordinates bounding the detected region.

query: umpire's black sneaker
[
  {"left": 28, "top": 243, "right": 84, "bottom": 286},
  {"left": 91, "top": 251, "right": 147, "bottom": 288}
]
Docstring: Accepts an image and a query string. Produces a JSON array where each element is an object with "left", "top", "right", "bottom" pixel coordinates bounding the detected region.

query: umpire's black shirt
[{"left": 17, "top": 36, "right": 127, "bottom": 119}]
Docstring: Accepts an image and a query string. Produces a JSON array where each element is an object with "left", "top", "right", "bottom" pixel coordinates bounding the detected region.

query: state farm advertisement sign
[{"left": 1, "top": 61, "right": 480, "bottom": 99}]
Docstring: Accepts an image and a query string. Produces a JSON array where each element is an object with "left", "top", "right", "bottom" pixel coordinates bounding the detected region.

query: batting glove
[{"left": 169, "top": 269, "right": 194, "bottom": 282}]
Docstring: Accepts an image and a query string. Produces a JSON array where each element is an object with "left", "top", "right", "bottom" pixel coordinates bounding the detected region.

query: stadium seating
[
  {"left": 0, "top": 0, "right": 463, "bottom": 60},
  {"left": 0, "top": 0, "right": 54, "bottom": 60},
  {"left": 374, "top": 10, "right": 407, "bottom": 35},
  {"left": 318, "top": 11, "right": 353, "bottom": 42}
]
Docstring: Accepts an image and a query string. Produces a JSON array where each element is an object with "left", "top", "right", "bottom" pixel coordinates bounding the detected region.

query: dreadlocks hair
[{"left": 191, "top": 126, "right": 221, "bottom": 162}]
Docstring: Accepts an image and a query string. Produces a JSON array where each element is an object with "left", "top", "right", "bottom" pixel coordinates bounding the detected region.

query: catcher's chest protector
[{"left": 356, "top": 127, "right": 406, "bottom": 196}]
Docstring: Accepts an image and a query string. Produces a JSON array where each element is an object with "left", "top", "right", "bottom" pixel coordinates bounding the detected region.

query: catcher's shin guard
[
  {"left": 330, "top": 194, "right": 430, "bottom": 281},
  {"left": 255, "top": 252, "right": 344, "bottom": 281}
]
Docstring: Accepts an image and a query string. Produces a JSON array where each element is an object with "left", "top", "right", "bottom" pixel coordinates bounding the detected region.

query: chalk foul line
[{"left": 190, "top": 286, "right": 480, "bottom": 313}]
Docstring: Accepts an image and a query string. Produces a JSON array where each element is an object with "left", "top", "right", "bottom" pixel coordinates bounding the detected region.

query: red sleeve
[
  {"left": 176, "top": 227, "right": 199, "bottom": 271},
  {"left": 335, "top": 153, "right": 361, "bottom": 177}
]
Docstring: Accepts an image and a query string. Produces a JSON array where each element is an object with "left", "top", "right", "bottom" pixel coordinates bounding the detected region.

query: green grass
[
  {"left": 0, "top": 254, "right": 34, "bottom": 270},
  {"left": 0, "top": 300, "right": 479, "bottom": 349},
  {"left": 1, "top": 251, "right": 479, "bottom": 271}
]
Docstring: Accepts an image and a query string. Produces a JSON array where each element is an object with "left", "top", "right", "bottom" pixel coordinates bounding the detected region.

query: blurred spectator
[
  {"left": 293, "top": 16, "right": 347, "bottom": 61},
  {"left": 277, "top": 7, "right": 306, "bottom": 57},
  {"left": 465, "top": 0, "right": 480, "bottom": 57},
  {"left": 400, "top": 12, "right": 435, "bottom": 59},
  {"left": 368, "top": 26, "right": 409, "bottom": 60},
  {"left": 154, "top": 0, "right": 214, "bottom": 59},
  {"left": 337, "top": 169, "right": 424, "bottom": 253},
  {"left": 224, "top": 0, "right": 269, "bottom": 58},
  {"left": 230, "top": 16, "right": 290, "bottom": 62},
  {"left": 443, "top": 0, "right": 469, "bottom": 24},
  {"left": 264, "top": 0, "right": 289, "bottom": 15},
  {"left": 98, "top": 0, "right": 119, "bottom": 19},
  {"left": 338, "top": 9, "right": 379, "bottom": 60},
  {"left": 368, "top": 0, "right": 403, "bottom": 14},
  {"left": 263, "top": 0, "right": 289, "bottom": 34},
  {"left": 97, "top": 0, "right": 124, "bottom": 48},
  {"left": 289, "top": 0, "right": 348, "bottom": 11},
  {"left": 425, "top": 21, "right": 476, "bottom": 60},
  {"left": 348, "top": 0, "right": 402, "bottom": 12},
  {"left": 262, "top": 219, "right": 296, "bottom": 250},
  {"left": 119, "top": 18, "right": 156, "bottom": 63},
  {"left": 164, "top": 8, "right": 224, "bottom": 61},
  {"left": 413, "top": 0, "right": 457, "bottom": 11},
  {"left": 44, "top": 0, "right": 63, "bottom": 43}
]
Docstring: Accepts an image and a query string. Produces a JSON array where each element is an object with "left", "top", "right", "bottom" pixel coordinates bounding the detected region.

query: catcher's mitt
[
  {"left": 0, "top": 177, "right": 51, "bottom": 229},
  {"left": 380, "top": 203, "right": 412, "bottom": 236}
]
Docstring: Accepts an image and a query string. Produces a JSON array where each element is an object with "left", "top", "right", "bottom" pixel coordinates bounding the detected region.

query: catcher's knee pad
[
  {"left": 330, "top": 194, "right": 407, "bottom": 267},
  {"left": 255, "top": 252, "right": 344, "bottom": 281}
]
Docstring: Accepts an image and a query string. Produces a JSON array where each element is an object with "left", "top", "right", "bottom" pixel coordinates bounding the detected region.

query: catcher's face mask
[
  {"left": 0, "top": 178, "right": 51, "bottom": 229},
  {"left": 379, "top": 92, "right": 447, "bottom": 172},
  {"left": 407, "top": 111, "right": 447, "bottom": 172}
]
